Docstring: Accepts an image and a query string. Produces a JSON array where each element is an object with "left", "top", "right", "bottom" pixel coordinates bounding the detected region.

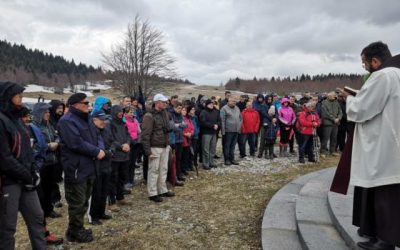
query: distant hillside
[
  {"left": 0, "top": 40, "right": 105, "bottom": 87},
  {"left": 225, "top": 73, "right": 364, "bottom": 94}
]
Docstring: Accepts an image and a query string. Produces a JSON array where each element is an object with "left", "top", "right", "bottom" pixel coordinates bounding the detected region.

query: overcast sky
[{"left": 1, "top": 0, "right": 400, "bottom": 85}]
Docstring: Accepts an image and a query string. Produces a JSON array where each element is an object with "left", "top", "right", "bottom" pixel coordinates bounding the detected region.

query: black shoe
[
  {"left": 90, "top": 220, "right": 102, "bottom": 225},
  {"left": 299, "top": 158, "right": 305, "bottom": 163},
  {"left": 187, "top": 167, "right": 194, "bottom": 171},
  {"left": 231, "top": 161, "right": 239, "bottom": 165},
  {"left": 273, "top": 153, "right": 277, "bottom": 158},
  {"left": 52, "top": 201, "right": 63, "bottom": 208},
  {"left": 203, "top": 166, "right": 211, "bottom": 170},
  {"left": 210, "top": 165, "right": 217, "bottom": 168},
  {"left": 265, "top": 155, "right": 270, "bottom": 159},
  {"left": 66, "top": 228, "right": 93, "bottom": 243},
  {"left": 257, "top": 154, "right": 262, "bottom": 158},
  {"left": 357, "top": 239, "right": 394, "bottom": 250},
  {"left": 214, "top": 155, "right": 220, "bottom": 159},
  {"left": 149, "top": 195, "right": 163, "bottom": 202},
  {"left": 224, "top": 161, "right": 232, "bottom": 166},
  {"left": 175, "top": 181, "right": 185, "bottom": 186},
  {"left": 48, "top": 211, "right": 62, "bottom": 218},
  {"left": 182, "top": 170, "right": 189, "bottom": 176},
  {"left": 160, "top": 191, "right": 175, "bottom": 197},
  {"left": 100, "top": 214, "right": 112, "bottom": 220},
  {"left": 122, "top": 189, "right": 131, "bottom": 195},
  {"left": 308, "top": 158, "right": 316, "bottom": 163},
  {"left": 357, "top": 228, "right": 375, "bottom": 239},
  {"left": 177, "top": 175, "right": 186, "bottom": 181}
]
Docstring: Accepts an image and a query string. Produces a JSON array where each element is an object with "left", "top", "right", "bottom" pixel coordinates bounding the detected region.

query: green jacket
[{"left": 321, "top": 99, "right": 342, "bottom": 126}]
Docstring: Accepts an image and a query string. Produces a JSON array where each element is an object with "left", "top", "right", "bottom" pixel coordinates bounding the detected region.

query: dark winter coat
[
  {"left": 199, "top": 107, "right": 221, "bottom": 135},
  {"left": 32, "top": 102, "right": 59, "bottom": 166},
  {"left": 107, "top": 105, "right": 131, "bottom": 162},
  {"left": 171, "top": 111, "right": 187, "bottom": 144},
  {"left": 0, "top": 82, "right": 34, "bottom": 186},
  {"left": 263, "top": 114, "right": 279, "bottom": 141},
  {"left": 141, "top": 108, "right": 171, "bottom": 156},
  {"left": 58, "top": 106, "right": 101, "bottom": 184},
  {"left": 96, "top": 123, "right": 113, "bottom": 175}
]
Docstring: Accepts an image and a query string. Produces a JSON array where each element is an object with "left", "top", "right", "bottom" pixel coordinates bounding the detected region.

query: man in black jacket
[
  {"left": 0, "top": 81, "right": 46, "bottom": 250},
  {"left": 58, "top": 93, "right": 105, "bottom": 243},
  {"left": 107, "top": 105, "right": 131, "bottom": 211},
  {"left": 199, "top": 99, "right": 221, "bottom": 170}
]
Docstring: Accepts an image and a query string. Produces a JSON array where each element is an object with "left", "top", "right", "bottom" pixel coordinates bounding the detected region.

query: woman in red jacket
[
  {"left": 298, "top": 101, "right": 321, "bottom": 163},
  {"left": 182, "top": 106, "right": 194, "bottom": 174},
  {"left": 239, "top": 101, "right": 260, "bottom": 158}
]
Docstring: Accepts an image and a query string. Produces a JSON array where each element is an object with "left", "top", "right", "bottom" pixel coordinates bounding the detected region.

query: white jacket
[{"left": 347, "top": 67, "right": 400, "bottom": 188}]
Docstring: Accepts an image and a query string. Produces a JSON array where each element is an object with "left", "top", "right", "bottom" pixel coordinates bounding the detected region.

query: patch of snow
[
  {"left": 22, "top": 97, "right": 51, "bottom": 103},
  {"left": 24, "top": 84, "right": 54, "bottom": 93}
]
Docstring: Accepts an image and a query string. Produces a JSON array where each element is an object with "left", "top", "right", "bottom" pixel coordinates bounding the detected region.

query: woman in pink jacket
[
  {"left": 278, "top": 98, "right": 296, "bottom": 157},
  {"left": 124, "top": 107, "right": 141, "bottom": 188}
]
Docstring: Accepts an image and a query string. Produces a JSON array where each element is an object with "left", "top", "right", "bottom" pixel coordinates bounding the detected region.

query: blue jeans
[
  {"left": 238, "top": 133, "right": 256, "bottom": 157},
  {"left": 224, "top": 132, "right": 238, "bottom": 162}
]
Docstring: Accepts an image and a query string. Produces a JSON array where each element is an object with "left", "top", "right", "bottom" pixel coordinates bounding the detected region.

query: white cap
[{"left": 153, "top": 93, "right": 168, "bottom": 102}]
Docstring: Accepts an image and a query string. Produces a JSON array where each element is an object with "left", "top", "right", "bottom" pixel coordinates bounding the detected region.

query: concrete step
[
  {"left": 295, "top": 167, "right": 349, "bottom": 250},
  {"left": 262, "top": 169, "right": 329, "bottom": 250}
]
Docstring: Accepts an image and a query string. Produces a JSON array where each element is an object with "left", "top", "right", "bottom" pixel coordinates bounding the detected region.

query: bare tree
[{"left": 102, "top": 15, "right": 176, "bottom": 98}]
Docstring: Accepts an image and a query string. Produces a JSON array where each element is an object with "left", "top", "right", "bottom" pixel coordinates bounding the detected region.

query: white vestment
[{"left": 347, "top": 67, "right": 400, "bottom": 188}]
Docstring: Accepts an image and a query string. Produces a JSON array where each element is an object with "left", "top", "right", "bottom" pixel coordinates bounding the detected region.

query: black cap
[{"left": 67, "top": 93, "right": 87, "bottom": 106}]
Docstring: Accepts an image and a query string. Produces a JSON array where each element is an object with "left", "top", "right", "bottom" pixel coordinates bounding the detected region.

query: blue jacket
[
  {"left": 263, "top": 114, "right": 279, "bottom": 141},
  {"left": 58, "top": 107, "right": 100, "bottom": 184},
  {"left": 29, "top": 124, "right": 48, "bottom": 170},
  {"left": 171, "top": 111, "right": 187, "bottom": 144},
  {"left": 191, "top": 116, "right": 200, "bottom": 139}
]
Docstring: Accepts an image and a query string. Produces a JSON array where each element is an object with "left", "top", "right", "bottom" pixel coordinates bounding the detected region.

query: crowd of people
[{"left": 0, "top": 79, "right": 351, "bottom": 248}]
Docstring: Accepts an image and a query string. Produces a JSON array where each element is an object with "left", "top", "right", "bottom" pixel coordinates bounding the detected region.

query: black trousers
[
  {"left": 191, "top": 138, "right": 198, "bottom": 167},
  {"left": 128, "top": 143, "right": 140, "bottom": 184},
  {"left": 182, "top": 146, "right": 191, "bottom": 172},
  {"left": 143, "top": 155, "right": 149, "bottom": 181},
  {"left": 265, "top": 140, "right": 275, "bottom": 158},
  {"left": 90, "top": 172, "right": 111, "bottom": 221},
  {"left": 37, "top": 164, "right": 56, "bottom": 217},
  {"left": 174, "top": 143, "right": 183, "bottom": 177},
  {"left": 353, "top": 185, "right": 400, "bottom": 246},
  {"left": 109, "top": 161, "right": 129, "bottom": 204}
]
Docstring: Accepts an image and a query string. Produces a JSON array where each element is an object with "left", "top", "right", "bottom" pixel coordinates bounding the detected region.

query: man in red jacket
[
  {"left": 297, "top": 101, "right": 321, "bottom": 163},
  {"left": 239, "top": 101, "right": 260, "bottom": 158}
]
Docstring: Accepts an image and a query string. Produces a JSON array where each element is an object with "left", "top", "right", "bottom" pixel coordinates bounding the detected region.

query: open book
[{"left": 344, "top": 86, "right": 359, "bottom": 96}]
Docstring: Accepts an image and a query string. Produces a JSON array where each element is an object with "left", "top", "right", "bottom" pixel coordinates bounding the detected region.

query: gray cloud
[{"left": 1, "top": 0, "right": 400, "bottom": 84}]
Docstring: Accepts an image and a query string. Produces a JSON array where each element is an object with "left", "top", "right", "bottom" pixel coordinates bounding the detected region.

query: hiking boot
[
  {"left": 214, "top": 155, "right": 221, "bottom": 159},
  {"left": 52, "top": 201, "right": 63, "bottom": 208},
  {"left": 108, "top": 204, "right": 120, "bottom": 212},
  {"left": 66, "top": 228, "right": 93, "bottom": 243},
  {"left": 100, "top": 214, "right": 112, "bottom": 220},
  {"left": 203, "top": 166, "right": 211, "bottom": 170},
  {"left": 177, "top": 175, "right": 186, "bottom": 181},
  {"left": 160, "top": 191, "right": 175, "bottom": 197},
  {"left": 299, "top": 158, "right": 305, "bottom": 164},
  {"left": 149, "top": 195, "right": 163, "bottom": 202},
  {"left": 357, "top": 239, "right": 393, "bottom": 250},
  {"left": 224, "top": 161, "right": 232, "bottom": 166},
  {"left": 122, "top": 189, "right": 131, "bottom": 195},
  {"left": 231, "top": 161, "right": 239, "bottom": 165},
  {"left": 210, "top": 164, "right": 217, "bottom": 168}
]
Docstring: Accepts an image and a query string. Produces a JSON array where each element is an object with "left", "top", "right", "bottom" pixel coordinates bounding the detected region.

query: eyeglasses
[{"left": 78, "top": 101, "right": 90, "bottom": 106}]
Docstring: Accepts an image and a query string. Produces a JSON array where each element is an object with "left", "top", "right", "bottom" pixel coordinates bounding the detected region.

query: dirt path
[{"left": 15, "top": 143, "right": 339, "bottom": 250}]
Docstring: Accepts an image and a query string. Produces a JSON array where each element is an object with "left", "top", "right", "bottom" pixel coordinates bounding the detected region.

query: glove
[{"left": 24, "top": 170, "right": 41, "bottom": 192}]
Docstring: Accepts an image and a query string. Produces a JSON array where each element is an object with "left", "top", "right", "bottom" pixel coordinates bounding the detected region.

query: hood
[
  {"left": 256, "top": 94, "right": 265, "bottom": 103},
  {"left": 49, "top": 99, "right": 65, "bottom": 113},
  {"left": 32, "top": 102, "right": 51, "bottom": 124},
  {"left": 92, "top": 96, "right": 111, "bottom": 114},
  {"left": 281, "top": 97, "right": 289, "bottom": 105},
  {"left": 0, "top": 81, "right": 25, "bottom": 116},
  {"left": 111, "top": 105, "right": 124, "bottom": 122}
]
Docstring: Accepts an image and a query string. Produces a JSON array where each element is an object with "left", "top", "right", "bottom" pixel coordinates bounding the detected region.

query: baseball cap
[
  {"left": 91, "top": 110, "right": 108, "bottom": 120},
  {"left": 153, "top": 94, "right": 168, "bottom": 102}
]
